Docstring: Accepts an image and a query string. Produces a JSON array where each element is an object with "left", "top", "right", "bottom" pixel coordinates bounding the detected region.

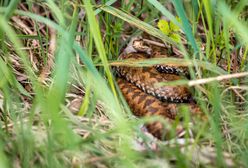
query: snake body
[
  {"left": 117, "top": 78, "right": 184, "bottom": 139},
  {"left": 116, "top": 53, "right": 191, "bottom": 103},
  {"left": 155, "top": 64, "right": 189, "bottom": 77},
  {"left": 117, "top": 78, "right": 178, "bottom": 119},
  {"left": 116, "top": 52, "right": 201, "bottom": 139}
]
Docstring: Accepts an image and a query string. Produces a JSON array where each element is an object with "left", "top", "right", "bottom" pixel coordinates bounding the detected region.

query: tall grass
[{"left": 0, "top": 0, "right": 247, "bottom": 167}]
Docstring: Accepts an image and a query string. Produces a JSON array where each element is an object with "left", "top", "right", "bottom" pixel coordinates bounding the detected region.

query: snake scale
[{"left": 116, "top": 52, "right": 201, "bottom": 139}]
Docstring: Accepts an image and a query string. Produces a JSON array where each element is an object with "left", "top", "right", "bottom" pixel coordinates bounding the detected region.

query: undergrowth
[{"left": 0, "top": 0, "right": 247, "bottom": 167}]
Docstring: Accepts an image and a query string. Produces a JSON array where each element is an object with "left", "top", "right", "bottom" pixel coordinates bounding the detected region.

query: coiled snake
[{"left": 116, "top": 51, "right": 201, "bottom": 139}]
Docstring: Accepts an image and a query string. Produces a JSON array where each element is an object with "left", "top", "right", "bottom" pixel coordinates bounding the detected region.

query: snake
[
  {"left": 116, "top": 53, "right": 191, "bottom": 103},
  {"left": 117, "top": 77, "right": 181, "bottom": 139},
  {"left": 116, "top": 52, "right": 201, "bottom": 139}
]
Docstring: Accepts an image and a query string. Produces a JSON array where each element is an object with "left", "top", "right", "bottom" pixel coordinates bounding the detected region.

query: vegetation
[{"left": 0, "top": 0, "right": 247, "bottom": 167}]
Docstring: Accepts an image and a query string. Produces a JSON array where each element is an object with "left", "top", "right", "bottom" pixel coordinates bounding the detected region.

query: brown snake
[
  {"left": 116, "top": 53, "right": 191, "bottom": 103},
  {"left": 116, "top": 52, "right": 201, "bottom": 139}
]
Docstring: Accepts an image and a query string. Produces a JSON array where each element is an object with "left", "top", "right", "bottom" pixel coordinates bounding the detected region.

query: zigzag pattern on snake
[
  {"left": 116, "top": 52, "right": 201, "bottom": 139},
  {"left": 116, "top": 53, "right": 191, "bottom": 103}
]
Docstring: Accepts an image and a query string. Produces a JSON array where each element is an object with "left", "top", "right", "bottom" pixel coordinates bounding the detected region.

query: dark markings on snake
[
  {"left": 137, "top": 94, "right": 147, "bottom": 104},
  {"left": 148, "top": 107, "right": 159, "bottom": 113},
  {"left": 126, "top": 87, "right": 134, "bottom": 94},
  {"left": 143, "top": 99, "right": 156, "bottom": 109},
  {"left": 131, "top": 91, "right": 141, "bottom": 100}
]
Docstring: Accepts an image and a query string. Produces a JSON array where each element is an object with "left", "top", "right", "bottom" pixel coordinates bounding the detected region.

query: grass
[{"left": 0, "top": 0, "right": 247, "bottom": 167}]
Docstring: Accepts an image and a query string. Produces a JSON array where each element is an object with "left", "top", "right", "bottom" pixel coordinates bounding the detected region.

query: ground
[{"left": 0, "top": 1, "right": 247, "bottom": 167}]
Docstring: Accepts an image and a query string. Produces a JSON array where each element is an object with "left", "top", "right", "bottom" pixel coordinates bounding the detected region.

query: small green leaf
[
  {"left": 170, "top": 17, "right": 181, "bottom": 31},
  {"left": 170, "top": 33, "right": 181, "bottom": 43},
  {"left": 157, "top": 19, "right": 170, "bottom": 35}
]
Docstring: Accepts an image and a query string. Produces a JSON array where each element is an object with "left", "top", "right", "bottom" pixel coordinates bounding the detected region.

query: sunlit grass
[{"left": 0, "top": 0, "right": 247, "bottom": 167}]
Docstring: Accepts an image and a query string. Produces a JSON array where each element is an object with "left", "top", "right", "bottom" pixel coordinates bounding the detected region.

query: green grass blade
[
  {"left": 0, "top": 142, "right": 9, "bottom": 168},
  {"left": 83, "top": 0, "right": 117, "bottom": 98},
  {"left": 233, "top": 0, "right": 248, "bottom": 14},
  {"left": 3, "top": 0, "right": 19, "bottom": 20},
  {"left": 73, "top": 43, "right": 126, "bottom": 123},
  {"left": 44, "top": 6, "right": 80, "bottom": 147},
  {"left": 94, "top": 0, "right": 117, "bottom": 15},
  {"left": 147, "top": 0, "right": 181, "bottom": 27},
  {"left": 100, "top": 5, "right": 178, "bottom": 46},
  {"left": 192, "top": 0, "right": 199, "bottom": 19},
  {"left": 0, "top": 7, "right": 127, "bottom": 122},
  {"left": 46, "top": 0, "right": 65, "bottom": 26},
  {"left": 0, "top": 57, "right": 31, "bottom": 97},
  {"left": 172, "top": 0, "right": 199, "bottom": 56},
  {"left": 219, "top": 2, "right": 248, "bottom": 45},
  {"left": 208, "top": 83, "right": 225, "bottom": 167},
  {"left": 0, "top": 16, "right": 37, "bottom": 87},
  {"left": 73, "top": 43, "right": 140, "bottom": 166},
  {"left": 202, "top": 0, "right": 217, "bottom": 63},
  {"left": 112, "top": 57, "right": 227, "bottom": 75}
]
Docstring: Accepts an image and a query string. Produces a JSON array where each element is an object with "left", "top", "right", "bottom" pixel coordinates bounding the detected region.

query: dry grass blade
[{"left": 188, "top": 72, "right": 248, "bottom": 86}]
